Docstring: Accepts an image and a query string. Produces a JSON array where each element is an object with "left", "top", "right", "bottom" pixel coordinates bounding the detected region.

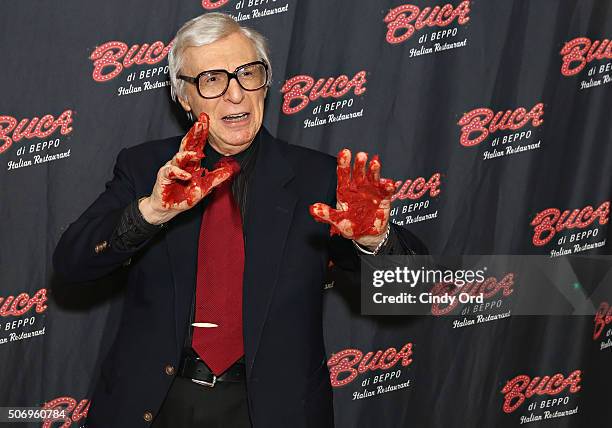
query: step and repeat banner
[{"left": 1, "top": 0, "right": 611, "bottom": 427}]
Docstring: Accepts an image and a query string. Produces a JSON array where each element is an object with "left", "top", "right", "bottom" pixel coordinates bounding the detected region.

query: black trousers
[{"left": 151, "top": 375, "right": 251, "bottom": 428}]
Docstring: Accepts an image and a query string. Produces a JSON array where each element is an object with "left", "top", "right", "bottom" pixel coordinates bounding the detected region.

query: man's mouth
[{"left": 222, "top": 112, "right": 250, "bottom": 122}]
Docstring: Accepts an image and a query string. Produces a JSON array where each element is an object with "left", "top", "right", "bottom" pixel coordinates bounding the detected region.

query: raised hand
[
  {"left": 139, "top": 113, "right": 234, "bottom": 225},
  {"left": 310, "top": 149, "right": 396, "bottom": 248}
]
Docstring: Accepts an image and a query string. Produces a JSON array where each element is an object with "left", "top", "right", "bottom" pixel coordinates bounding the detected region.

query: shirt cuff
[
  {"left": 376, "top": 225, "right": 401, "bottom": 255},
  {"left": 110, "top": 198, "right": 166, "bottom": 252},
  {"left": 352, "top": 225, "right": 391, "bottom": 255}
]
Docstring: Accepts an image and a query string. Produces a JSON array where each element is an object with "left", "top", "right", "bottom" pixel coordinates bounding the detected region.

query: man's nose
[{"left": 223, "top": 77, "right": 245, "bottom": 103}]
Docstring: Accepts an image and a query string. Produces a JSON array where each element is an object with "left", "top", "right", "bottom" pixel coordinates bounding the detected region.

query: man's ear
[{"left": 177, "top": 95, "right": 192, "bottom": 113}]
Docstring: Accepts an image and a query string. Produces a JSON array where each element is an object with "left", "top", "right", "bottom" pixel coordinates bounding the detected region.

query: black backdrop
[{"left": 1, "top": 1, "right": 611, "bottom": 427}]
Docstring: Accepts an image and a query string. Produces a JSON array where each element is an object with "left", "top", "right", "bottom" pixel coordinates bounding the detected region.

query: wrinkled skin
[{"left": 310, "top": 149, "right": 396, "bottom": 244}]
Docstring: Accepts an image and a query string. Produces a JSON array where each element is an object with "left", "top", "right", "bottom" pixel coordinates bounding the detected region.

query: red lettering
[
  {"left": 430, "top": 274, "right": 514, "bottom": 315},
  {"left": 327, "top": 343, "right": 413, "bottom": 387},
  {"left": 457, "top": 103, "right": 544, "bottom": 147},
  {"left": 392, "top": 173, "right": 442, "bottom": 201},
  {"left": 202, "top": 0, "right": 230, "bottom": 9},
  {"left": 593, "top": 301, "right": 612, "bottom": 340},
  {"left": 384, "top": 1, "right": 471, "bottom": 44},
  {"left": 42, "top": 397, "right": 90, "bottom": 428},
  {"left": 0, "top": 116, "right": 18, "bottom": 153},
  {"left": 0, "top": 111, "right": 73, "bottom": 155},
  {"left": 281, "top": 71, "right": 367, "bottom": 114},
  {"left": 530, "top": 201, "right": 610, "bottom": 246},
  {"left": 89, "top": 40, "right": 172, "bottom": 82},
  {"left": 560, "top": 37, "right": 612, "bottom": 76},
  {"left": 0, "top": 288, "right": 48, "bottom": 317},
  {"left": 501, "top": 370, "right": 581, "bottom": 413}
]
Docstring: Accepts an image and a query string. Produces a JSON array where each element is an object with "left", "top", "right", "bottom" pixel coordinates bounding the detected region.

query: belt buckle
[
  {"left": 190, "top": 356, "right": 216, "bottom": 387},
  {"left": 191, "top": 376, "right": 216, "bottom": 387}
]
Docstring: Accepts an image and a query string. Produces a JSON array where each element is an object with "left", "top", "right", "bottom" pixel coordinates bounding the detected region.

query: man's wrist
[
  {"left": 138, "top": 196, "right": 168, "bottom": 226},
  {"left": 352, "top": 224, "right": 391, "bottom": 255}
]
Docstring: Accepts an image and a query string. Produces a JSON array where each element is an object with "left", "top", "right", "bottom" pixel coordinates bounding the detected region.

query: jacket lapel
[
  {"left": 242, "top": 128, "right": 296, "bottom": 375},
  {"left": 166, "top": 196, "right": 204, "bottom": 358}
]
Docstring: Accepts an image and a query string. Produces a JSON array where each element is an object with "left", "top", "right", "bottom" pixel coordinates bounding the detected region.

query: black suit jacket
[{"left": 53, "top": 127, "right": 425, "bottom": 427}]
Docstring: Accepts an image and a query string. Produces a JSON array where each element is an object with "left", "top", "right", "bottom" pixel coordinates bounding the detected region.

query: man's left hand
[{"left": 310, "top": 149, "right": 396, "bottom": 251}]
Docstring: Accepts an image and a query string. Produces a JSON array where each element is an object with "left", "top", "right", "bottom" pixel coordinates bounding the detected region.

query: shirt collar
[{"left": 204, "top": 130, "right": 260, "bottom": 170}]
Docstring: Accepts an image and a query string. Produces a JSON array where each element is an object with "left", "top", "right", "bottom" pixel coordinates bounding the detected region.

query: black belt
[{"left": 178, "top": 353, "right": 246, "bottom": 387}]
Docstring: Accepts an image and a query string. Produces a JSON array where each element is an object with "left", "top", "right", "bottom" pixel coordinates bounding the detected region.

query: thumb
[
  {"left": 309, "top": 202, "right": 335, "bottom": 224},
  {"left": 199, "top": 166, "right": 233, "bottom": 196},
  {"left": 310, "top": 203, "right": 347, "bottom": 236}
]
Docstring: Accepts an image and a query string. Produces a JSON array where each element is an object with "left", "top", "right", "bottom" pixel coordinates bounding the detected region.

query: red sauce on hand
[
  {"left": 161, "top": 113, "right": 233, "bottom": 207},
  {"left": 310, "top": 149, "right": 395, "bottom": 239}
]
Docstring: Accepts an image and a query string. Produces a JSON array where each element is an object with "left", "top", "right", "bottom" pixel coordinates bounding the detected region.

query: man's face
[{"left": 178, "top": 32, "right": 267, "bottom": 155}]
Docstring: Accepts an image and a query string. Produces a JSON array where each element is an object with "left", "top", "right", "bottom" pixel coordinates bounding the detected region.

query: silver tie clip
[{"left": 191, "top": 322, "right": 219, "bottom": 328}]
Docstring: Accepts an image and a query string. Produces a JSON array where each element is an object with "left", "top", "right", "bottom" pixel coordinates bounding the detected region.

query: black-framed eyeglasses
[{"left": 177, "top": 60, "right": 269, "bottom": 99}]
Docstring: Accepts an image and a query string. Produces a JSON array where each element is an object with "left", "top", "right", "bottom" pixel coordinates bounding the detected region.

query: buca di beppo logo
[
  {"left": 327, "top": 342, "right": 413, "bottom": 387},
  {"left": 204, "top": 0, "right": 290, "bottom": 22},
  {"left": 89, "top": 40, "right": 173, "bottom": 82},
  {"left": 430, "top": 274, "right": 514, "bottom": 316},
  {"left": 280, "top": 71, "right": 367, "bottom": 115},
  {"left": 457, "top": 103, "right": 544, "bottom": 147},
  {"left": 41, "top": 396, "right": 89, "bottom": 428},
  {"left": 390, "top": 172, "right": 441, "bottom": 226},
  {"left": 0, "top": 111, "right": 73, "bottom": 155},
  {"left": 392, "top": 173, "right": 441, "bottom": 202},
  {"left": 501, "top": 370, "right": 581, "bottom": 413},
  {"left": 384, "top": 1, "right": 471, "bottom": 44},
  {"left": 560, "top": 37, "right": 612, "bottom": 76},
  {"left": 594, "top": 301, "right": 612, "bottom": 341},
  {"left": 202, "top": 0, "right": 229, "bottom": 9},
  {"left": 0, "top": 288, "right": 48, "bottom": 317},
  {"left": 530, "top": 201, "right": 610, "bottom": 247}
]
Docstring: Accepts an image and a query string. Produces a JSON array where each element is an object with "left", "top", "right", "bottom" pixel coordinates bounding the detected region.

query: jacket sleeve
[
  {"left": 52, "top": 148, "right": 152, "bottom": 283},
  {"left": 111, "top": 198, "right": 165, "bottom": 251}
]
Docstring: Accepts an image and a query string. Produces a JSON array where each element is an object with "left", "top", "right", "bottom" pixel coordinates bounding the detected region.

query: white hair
[{"left": 168, "top": 12, "right": 272, "bottom": 102}]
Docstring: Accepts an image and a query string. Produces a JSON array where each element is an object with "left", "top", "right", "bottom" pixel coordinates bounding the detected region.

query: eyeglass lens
[{"left": 199, "top": 63, "right": 267, "bottom": 97}]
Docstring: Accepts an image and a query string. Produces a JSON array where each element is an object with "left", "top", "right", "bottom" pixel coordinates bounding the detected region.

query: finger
[
  {"left": 179, "top": 133, "right": 188, "bottom": 153},
  {"left": 309, "top": 203, "right": 350, "bottom": 237},
  {"left": 208, "top": 166, "right": 233, "bottom": 189},
  {"left": 192, "top": 120, "right": 203, "bottom": 145},
  {"left": 180, "top": 113, "right": 209, "bottom": 154},
  {"left": 353, "top": 152, "right": 367, "bottom": 185},
  {"left": 171, "top": 151, "right": 199, "bottom": 167},
  {"left": 196, "top": 112, "right": 209, "bottom": 128},
  {"left": 178, "top": 123, "right": 199, "bottom": 152},
  {"left": 193, "top": 114, "right": 209, "bottom": 154},
  {"left": 309, "top": 202, "right": 334, "bottom": 223},
  {"left": 367, "top": 155, "right": 381, "bottom": 183},
  {"left": 162, "top": 165, "right": 192, "bottom": 181},
  {"left": 336, "top": 149, "right": 351, "bottom": 190},
  {"left": 172, "top": 151, "right": 192, "bottom": 166},
  {"left": 379, "top": 178, "right": 396, "bottom": 198},
  {"left": 198, "top": 166, "right": 232, "bottom": 195}
]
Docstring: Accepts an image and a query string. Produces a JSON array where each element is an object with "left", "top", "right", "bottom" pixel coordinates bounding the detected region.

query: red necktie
[{"left": 192, "top": 157, "right": 244, "bottom": 375}]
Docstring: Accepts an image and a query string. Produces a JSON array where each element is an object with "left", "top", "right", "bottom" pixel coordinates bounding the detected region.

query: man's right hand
[{"left": 139, "top": 113, "right": 233, "bottom": 225}]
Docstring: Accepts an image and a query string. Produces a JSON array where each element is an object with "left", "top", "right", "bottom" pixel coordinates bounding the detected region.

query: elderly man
[{"left": 53, "top": 12, "right": 425, "bottom": 428}]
